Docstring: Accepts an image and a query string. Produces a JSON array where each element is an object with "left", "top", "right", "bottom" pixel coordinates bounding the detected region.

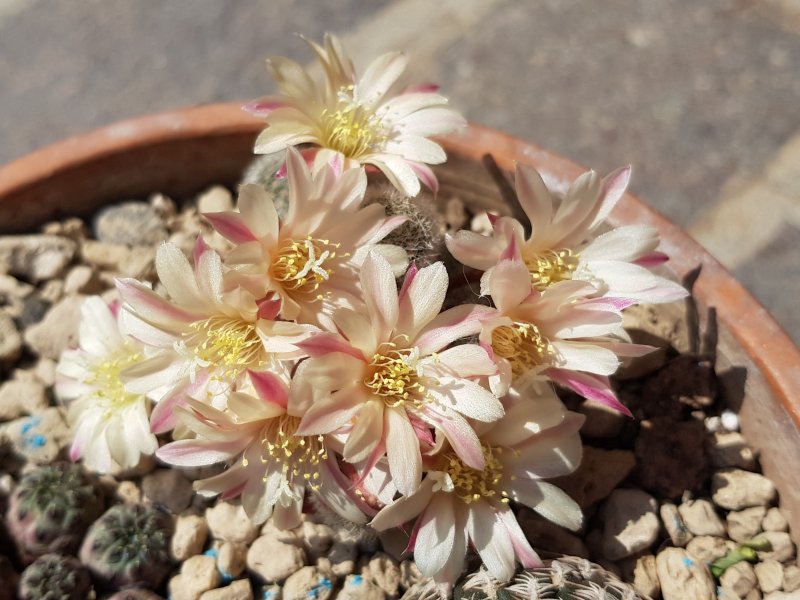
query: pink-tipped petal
[
  {"left": 243, "top": 99, "right": 286, "bottom": 116},
  {"left": 248, "top": 370, "right": 289, "bottom": 410},
  {"left": 634, "top": 251, "right": 670, "bottom": 267},
  {"left": 297, "top": 333, "right": 365, "bottom": 361},
  {"left": 497, "top": 505, "right": 544, "bottom": 568},
  {"left": 203, "top": 212, "right": 258, "bottom": 244},
  {"left": 409, "top": 161, "right": 439, "bottom": 193},
  {"left": 256, "top": 294, "right": 282, "bottom": 320},
  {"left": 548, "top": 368, "right": 632, "bottom": 417},
  {"left": 192, "top": 237, "right": 209, "bottom": 270}
]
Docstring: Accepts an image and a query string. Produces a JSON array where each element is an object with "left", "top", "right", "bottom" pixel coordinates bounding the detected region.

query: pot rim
[{"left": 1, "top": 102, "right": 798, "bottom": 429}]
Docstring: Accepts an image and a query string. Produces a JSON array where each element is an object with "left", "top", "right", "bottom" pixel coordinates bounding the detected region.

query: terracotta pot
[{"left": 1, "top": 103, "right": 799, "bottom": 540}]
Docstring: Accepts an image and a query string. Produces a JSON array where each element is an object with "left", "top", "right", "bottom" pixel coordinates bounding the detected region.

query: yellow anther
[
  {"left": 85, "top": 348, "right": 143, "bottom": 416},
  {"left": 320, "top": 86, "right": 388, "bottom": 158},
  {"left": 186, "top": 315, "right": 264, "bottom": 379},
  {"left": 442, "top": 445, "right": 508, "bottom": 505},
  {"left": 363, "top": 344, "right": 430, "bottom": 408},
  {"left": 491, "top": 322, "right": 555, "bottom": 378},
  {"left": 272, "top": 236, "right": 339, "bottom": 295},
  {"left": 523, "top": 248, "right": 580, "bottom": 291}
]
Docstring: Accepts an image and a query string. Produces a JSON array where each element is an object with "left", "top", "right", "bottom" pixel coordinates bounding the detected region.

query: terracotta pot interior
[{"left": 0, "top": 107, "right": 798, "bottom": 542}]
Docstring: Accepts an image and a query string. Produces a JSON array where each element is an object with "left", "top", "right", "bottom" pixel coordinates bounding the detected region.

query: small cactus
[
  {"left": 402, "top": 557, "right": 648, "bottom": 600},
  {"left": 364, "top": 182, "right": 446, "bottom": 267},
  {"left": 79, "top": 504, "right": 173, "bottom": 591},
  {"left": 18, "top": 553, "right": 93, "bottom": 600},
  {"left": 241, "top": 151, "right": 291, "bottom": 220},
  {"left": 6, "top": 463, "right": 104, "bottom": 563}
]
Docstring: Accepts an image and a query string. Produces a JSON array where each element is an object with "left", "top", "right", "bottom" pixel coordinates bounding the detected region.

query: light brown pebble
[
  {"left": 63, "top": 264, "right": 103, "bottom": 295},
  {"left": 0, "top": 234, "right": 76, "bottom": 282},
  {"left": 5, "top": 407, "right": 71, "bottom": 464},
  {"left": 116, "top": 480, "right": 143, "bottom": 504},
  {"left": 764, "top": 593, "right": 800, "bottom": 600},
  {"left": 601, "top": 489, "right": 660, "bottom": 560},
  {"left": 631, "top": 555, "right": 660, "bottom": 599},
  {"left": 206, "top": 502, "right": 260, "bottom": 545},
  {"left": 218, "top": 542, "right": 247, "bottom": 578},
  {"left": 784, "top": 565, "right": 800, "bottom": 592},
  {"left": 337, "top": 573, "right": 385, "bottom": 600},
  {"left": 687, "top": 536, "right": 736, "bottom": 563},
  {"left": 399, "top": 560, "right": 422, "bottom": 590},
  {"left": 656, "top": 548, "right": 716, "bottom": 600},
  {"left": 0, "top": 312, "right": 22, "bottom": 367},
  {"left": 712, "top": 469, "right": 777, "bottom": 510},
  {"left": 23, "top": 294, "right": 85, "bottom": 359},
  {"left": 80, "top": 240, "right": 130, "bottom": 270},
  {"left": 328, "top": 542, "right": 357, "bottom": 577},
  {"left": 169, "top": 555, "right": 220, "bottom": 600},
  {"left": 755, "top": 559, "right": 785, "bottom": 594},
  {"left": 679, "top": 498, "right": 727, "bottom": 537},
  {"left": 299, "top": 520, "right": 334, "bottom": 560},
  {"left": 199, "top": 579, "right": 253, "bottom": 600},
  {"left": 728, "top": 507, "right": 767, "bottom": 543},
  {"left": 365, "top": 552, "right": 401, "bottom": 597},
  {"left": 757, "top": 532, "right": 796, "bottom": 563},
  {"left": 660, "top": 502, "right": 693, "bottom": 546},
  {"left": 197, "top": 186, "right": 234, "bottom": 214},
  {"left": 282, "top": 566, "right": 332, "bottom": 600},
  {"left": 0, "top": 378, "right": 48, "bottom": 421},
  {"left": 171, "top": 512, "right": 209, "bottom": 561},
  {"left": 720, "top": 561, "right": 758, "bottom": 598},
  {"left": 763, "top": 508, "right": 790, "bottom": 533},
  {"left": 246, "top": 535, "right": 307, "bottom": 584},
  {"left": 32, "top": 357, "right": 56, "bottom": 386}
]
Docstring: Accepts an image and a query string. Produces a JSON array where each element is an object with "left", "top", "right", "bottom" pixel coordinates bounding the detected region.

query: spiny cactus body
[
  {"left": 403, "top": 557, "right": 649, "bottom": 600},
  {"left": 19, "top": 553, "right": 93, "bottom": 600},
  {"left": 364, "top": 182, "right": 446, "bottom": 267},
  {"left": 6, "top": 463, "right": 104, "bottom": 563},
  {"left": 79, "top": 504, "right": 173, "bottom": 591},
  {"left": 241, "top": 151, "right": 290, "bottom": 220}
]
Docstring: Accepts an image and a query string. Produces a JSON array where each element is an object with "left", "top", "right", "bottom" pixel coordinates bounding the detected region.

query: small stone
[
  {"left": 708, "top": 431, "right": 757, "bottom": 470},
  {"left": 601, "top": 489, "right": 660, "bottom": 560},
  {"left": 197, "top": 186, "right": 234, "bottom": 214},
  {"left": 331, "top": 523, "right": 380, "bottom": 553},
  {"left": 757, "top": 532, "right": 795, "bottom": 563},
  {"left": 16, "top": 295, "right": 51, "bottom": 328},
  {"left": 518, "top": 507, "right": 590, "bottom": 558},
  {"left": 0, "top": 312, "right": 22, "bottom": 368},
  {"left": 0, "top": 235, "right": 76, "bottom": 282},
  {"left": 119, "top": 246, "right": 157, "bottom": 280},
  {"left": 656, "top": 547, "right": 716, "bottom": 600},
  {"left": 338, "top": 574, "right": 385, "bottom": 600},
  {"left": 0, "top": 378, "right": 48, "bottom": 420},
  {"left": 169, "top": 555, "right": 220, "bottom": 600},
  {"left": 32, "top": 358, "right": 56, "bottom": 386},
  {"left": 727, "top": 507, "right": 767, "bottom": 543},
  {"left": 281, "top": 566, "right": 332, "bottom": 600},
  {"left": 38, "top": 279, "right": 64, "bottom": 304},
  {"left": 63, "top": 265, "right": 103, "bottom": 295},
  {"left": 0, "top": 273, "right": 34, "bottom": 301},
  {"left": 686, "top": 536, "right": 736, "bottom": 563},
  {"left": 247, "top": 535, "right": 307, "bottom": 584},
  {"left": 116, "top": 480, "right": 143, "bottom": 504},
  {"left": 3, "top": 407, "right": 70, "bottom": 464},
  {"left": 328, "top": 542, "right": 357, "bottom": 577},
  {"left": 94, "top": 201, "right": 168, "bottom": 246},
  {"left": 552, "top": 447, "right": 636, "bottom": 509},
  {"left": 780, "top": 566, "right": 800, "bottom": 594},
  {"left": 218, "top": 542, "right": 247, "bottom": 578},
  {"left": 200, "top": 579, "right": 253, "bottom": 600},
  {"left": 299, "top": 520, "right": 334, "bottom": 560},
  {"left": 143, "top": 468, "right": 194, "bottom": 513},
  {"left": 171, "top": 512, "right": 209, "bottom": 561},
  {"left": 41, "top": 218, "right": 87, "bottom": 242},
  {"left": 260, "top": 584, "right": 281, "bottom": 600},
  {"left": 755, "top": 559, "right": 785, "bottom": 594},
  {"left": 151, "top": 193, "right": 178, "bottom": 219},
  {"left": 661, "top": 502, "right": 693, "bottom": 546},
  {"left": 763, "top": 508, "right": 789, "bottom": 532},
  {"left": 80, "top": 240, "right": 131, "bottom": 270},
  {"left": 720, "top": 561, "right": 758, "bottom": 598},
  {"left": 206, "top": 502, "right": 260, "bottom": 545},
  {"left": 632, "top": 554, "right": 660, "bottom": 599},
  {"left": 679, "top": 498, "right": 727, "bottom": 537},
  {"left": 106, "top": 591, "right": 164, "bottom": 600},
  {"left": 399, "top": 560, "right": 422, "bottom": 590},
  {"left": 23, "top": 295, "right": 85, "bottom": 359},
  {"left": 365, "top": 552, "right": 401, "bottom": 597},
  {"left": 712, "top": 470, "right": 777, "bottom": 510}
]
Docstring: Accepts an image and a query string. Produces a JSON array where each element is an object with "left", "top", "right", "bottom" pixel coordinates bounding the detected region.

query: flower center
[
  {"left": 186, "top": 315, "right": 265, "bottom": 379},
  {"left": 321, "top": 86, "right": 387, "bottom": 158},
  {"left": 364, "top": 344, "right": 429, "bottom": 408},
  {"left": 257, "top": 415, "right": 327, "bottom": 488},
  {"left": 86, "top": 348, "right": 143, "bottom": 408},
  {"left": 272, "top": 236, "right": 339, "bottom": 296},
  {"left": 523, "top": 248, "right": 580, "bottom": 291},
  {"left": 441, "top": 445, "right": 511, "bottom": 505},
  {"left": 491, "top": 322, "right": 555, "bottom": 378}
]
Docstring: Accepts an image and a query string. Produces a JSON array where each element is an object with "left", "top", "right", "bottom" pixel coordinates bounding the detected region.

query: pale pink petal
[
  {"left": 156, "top": 438, "right": 248, "bottom": 466},
  {"left": 552, "top": 341, "right": 619, "bottom": 375},
  {"left": 513, "top": 479, "right": 583, "bottom": 531},
  {"left": 343, "top": 399, "right": 384, "bottom": 463},
  {"left": 548, "top": 368, "right": 632, "bottom": 416},
  {"left": 427, "top": 378, "right": 504, "bottom": 423},
  {"left": 203, "top": 212, "right": 258, "bottom": 244},
  {"left": 409, "top": 161, "right": 439, "bottom": 193},
  {"left": 272, "top": 497, "right": 303, "bottom": 530},
  {"left": 634, "top": 251, "right": 669, "bottom": 267},
  {"left": 358, "top": 51, "right": 407, "bottom": 104},
  {"left": 467, "top": 501, "right": 515, "bottom": 583},
  {"left": 496, "top": 505, "right": 543, "bottom": 568},
  {"left": 237, "top": 183, "right": 279, "bottom": 242},
  {"left": 515, "top": 164, "right": 554, "bottom": 238},
  {"left": 361, "top": 251, "right": 399, "bottom": 340},
  {"left": 422, "top": 408, "right": 484, "bottom": 470},
  {"left": 445, "top": 230, "right": 505, "bottom": 271},
  {"left": 396, "top": 261, "right": 448, "bottom": 340},
  {"left": 115, "top": 279, "right": 197, "bottom": 328},
  {"left": 414, "top": 492, "right": 456, "bottom": 576},
  {"left": 428, "top": 344, "right": 496, "bottom": 378},
  {"left": 512, "top": 414, "right": 584, "bottom": 479},
  {"left": 385, "top": 407, "right": 422, "bottom": 496},
  {"left": 315, "top": 457, "right": 375, "bottom": 523},
  {"left": 370, "top": 478, "right": 435, "bottom": 531},
  {"left": 296, "top": 332, "right": 365, "bottom": 361},
  {"left": 154, "top": 243, "right": 205, "bottom": 309},
  {"left": 414, "top": 303, "right": 494, "bottom": 355},
  {"left": 150, "top": 373, "right": 208, "bottom": 434},
  {"left": 368, "top": 154, "right": 421, "bottom": 197},
  {"left": 487, "top": 256, "right": 532, "bottom": 314},
  {"left": 591, "top": 165, "right": 632, "bottom": 228},
  {"left": 296, "top": 384, "right": 369, "bottom": 436},
  {"left": 248, "top": 370, "right": 289, "bottom": 410}
]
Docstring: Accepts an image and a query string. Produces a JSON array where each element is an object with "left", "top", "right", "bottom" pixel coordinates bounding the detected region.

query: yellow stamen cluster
[
  {"left": 272, "top": 236, "right": 340, "bottom": 296},
  {"left": 321, "top": 85, "right": 388, "bottom": 158},
  {"left": 491, "top": 322, "right": 555, "bottom": 378},
  {"left": 86, "top": 349, "right": 143, "bottom": 410},
  {"left": 187, "top": 315, "right": 264, "bottom": 379},
  {"left": 443, "top": 445, "right": 511, "bottom": 505},
  {"left": 258, "top": 415, "right": 327, "bottom": 488},
  {"left": 523, "top": 248, "right": 580, "bottom": 291},
  {"left": 364, "top": 344, "right": 428, "bottom": 408}
]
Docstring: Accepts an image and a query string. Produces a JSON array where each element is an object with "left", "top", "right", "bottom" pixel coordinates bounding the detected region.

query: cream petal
[
  {"left": 384, "top": 136, "right": 446, "bottom": 164},
  {"left": 428, "top": 378, "right": 504, "bottom": 423},
  {"left": 358, "top": 51, "right": 407, "bottom": 105},
  {"left": 552, "top": 341, "right": 619, "bottom": 375},
  {"left": 496, "top": 505, "right": 543, "bottom": 568},
  {"left": 514, "top": 480, "right": 583, "bottom": 532},
  {"left": 156, "top": 438, "right": 248, "bottom": 467},
  {"left": 414, "top": 303, "right": 493, "bottom": 356},
  {"left": 116, "top": 278, "right": 197, "bottom": 330},
  {"left": 414, "top": 492, "right": 456, "bottom": 576},
  {"left": 396, "top": 261, "right": 448, "bottom": 340},
  {"left": 343, "top": 399, "right": 384, "bottom": 463},
  {"left": 488, "top": 256, "right": 532, "bottom": 313},
  {"left": 395, "top": 106, "right": 466, "bottom": 136},
  {"left": 445, "top": 230, "right": 505, "bottom": 271},
  {"left": 296, "top": 384, "right": 368, "bottom": 436},
  {"left": 155, "top": 243, "right": 206, "bottom": 310},
  {"left": 515, "top": 164, "right": 554, "bottom": 239},
  {"left": 385, "top": 407, "right": 422, "bottom": 496},
  {"left": 581, "top": 224, "right": 658, "bottom": 262},
  {"left": 367, "top": 154, "right": 421, "bottom": 197},
  {"left": 467, "top": 501, "right": 515, "bottom": 583},
  {"left": 370, "top": 478, "right": 435, "bottom": 531},
  {"left": 361, "top": 251, "right": 399, "bottom": 341},
  {"left": 426, "top": 344, "right": 496, "bottom": 378}
]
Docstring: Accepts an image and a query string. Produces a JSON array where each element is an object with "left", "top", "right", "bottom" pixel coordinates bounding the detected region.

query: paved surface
[{"left": 1, "top": 0, "right": 798, "bottom": 343}]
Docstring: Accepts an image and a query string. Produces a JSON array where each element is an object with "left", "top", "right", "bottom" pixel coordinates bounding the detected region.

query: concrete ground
[{"left": 1, "top": 0, "right": 798, "bottom": 343}]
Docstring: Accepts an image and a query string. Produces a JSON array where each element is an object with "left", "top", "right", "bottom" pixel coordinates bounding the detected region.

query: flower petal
[{"left": 385, "top": 407, "right": 422, "bottom": 496}]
